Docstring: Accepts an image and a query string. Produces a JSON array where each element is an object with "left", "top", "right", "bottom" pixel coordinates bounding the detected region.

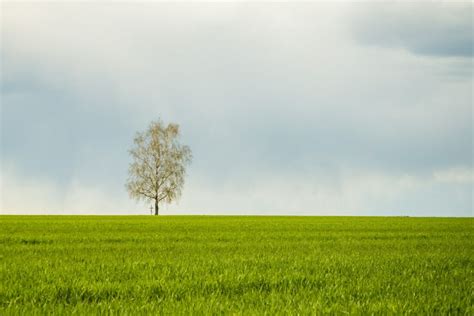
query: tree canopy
[{"left": 126, "top": 120, "right": 192, "bottom": 215}]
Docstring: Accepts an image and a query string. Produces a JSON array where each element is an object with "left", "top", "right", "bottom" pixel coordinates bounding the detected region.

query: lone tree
[{"left": 126, "top": 120, "right": 192, "bottom": 215}]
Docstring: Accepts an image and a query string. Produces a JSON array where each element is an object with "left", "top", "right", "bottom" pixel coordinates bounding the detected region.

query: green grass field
[{"left": 0, "top": 216, "right": 472, "bottom": 314}]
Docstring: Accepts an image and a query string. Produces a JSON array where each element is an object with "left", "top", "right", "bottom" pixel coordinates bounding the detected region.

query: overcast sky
[{"left": 1, "top": 1, "right": 472, "bottom": 216}]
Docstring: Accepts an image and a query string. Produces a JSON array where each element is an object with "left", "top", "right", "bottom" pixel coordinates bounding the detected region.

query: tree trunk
[{"left": 154, "top": 200, "right": 159, "bottom": 216}]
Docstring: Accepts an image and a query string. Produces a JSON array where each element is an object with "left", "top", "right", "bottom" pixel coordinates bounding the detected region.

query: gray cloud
[{"left": 352, "top": 2, "right": 473, "bottom": 58}]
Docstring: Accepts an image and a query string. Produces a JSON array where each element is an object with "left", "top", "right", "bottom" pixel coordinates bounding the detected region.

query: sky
[{"left": 1, "top": 1, "right": 472, "bottom": 216}]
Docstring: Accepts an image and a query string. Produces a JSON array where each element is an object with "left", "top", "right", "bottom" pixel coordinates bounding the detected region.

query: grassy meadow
[{"left": 0, "top": 216, "right": 472, "bottom": 314}]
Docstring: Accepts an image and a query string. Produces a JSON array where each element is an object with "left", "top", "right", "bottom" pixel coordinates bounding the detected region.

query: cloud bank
[{"left": 352, "top": 2, "right": 472, "bottom": 58}]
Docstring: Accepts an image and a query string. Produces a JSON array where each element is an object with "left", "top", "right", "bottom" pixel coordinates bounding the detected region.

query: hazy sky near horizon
[{"left": 1, "top": 1, "right": 472, "bottom": 216}]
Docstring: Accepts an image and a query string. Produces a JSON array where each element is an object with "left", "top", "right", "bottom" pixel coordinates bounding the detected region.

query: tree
[{"left": 126, "top": 120, "right": 192, "bottom": 215}]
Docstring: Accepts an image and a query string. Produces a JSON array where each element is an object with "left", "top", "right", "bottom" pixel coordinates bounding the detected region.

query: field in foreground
[{"left": 0, "top": 216, "right": 472, "bottom": 314}]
